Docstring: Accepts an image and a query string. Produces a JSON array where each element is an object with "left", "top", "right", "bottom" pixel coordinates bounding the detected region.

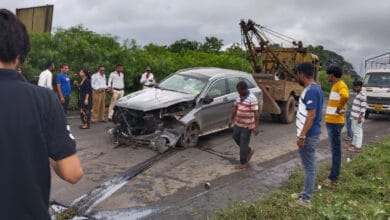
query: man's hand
[
  {"left": 60, "top": 96, "right": 65, "bottom": 103},
  {"left": 336, "top": 107, "right": 345, "bottom": 114},
  {"left": 252, "top": 126, "right": 260, "bottom": 136},
  {"left": 84, "top": 99, "right": 88, "bottom": 106},
  {"left": 228, "top": 119, "right": 234, "bottom": 128},
  {"left": 297, "top": 138, "right": 305, "bottom": 148},
  {"left": 358, "top": 117, "right": 363, "bottom": 123}
]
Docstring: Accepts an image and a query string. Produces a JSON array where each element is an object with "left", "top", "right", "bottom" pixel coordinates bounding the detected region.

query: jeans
[
  {"left": 61, "top": 96, "right": 70, "bottom": 115},
  {"left": 326, "top": 123, "right": 344, "bottom": 181},
  {"left": 299, "top": 135, "right": 320, "bottom": 201},
  {"left": 232, "top": 126, "right": 252, "bottom": 164},
  {"left": 351, "top": 119, "right": 363, "bottom": 148},
  {"left": 345, "top": 111, "right": 352, "bottom": 138}
]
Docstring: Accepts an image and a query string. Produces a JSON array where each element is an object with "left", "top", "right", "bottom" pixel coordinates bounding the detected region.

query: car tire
[{"left": 179, "top": 123, "right": 200, "bottom": 148}]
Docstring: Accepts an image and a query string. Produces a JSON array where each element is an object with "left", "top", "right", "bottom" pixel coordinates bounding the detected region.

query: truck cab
[{"left": 363, "top": 69, "right": 390, "bottom": 118}]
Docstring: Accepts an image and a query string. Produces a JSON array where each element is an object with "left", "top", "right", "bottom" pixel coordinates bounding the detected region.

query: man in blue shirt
[
  {"left": 56, "top": 63, "right": 71, "bottom": 114},
  {"left": 291, "top": 62, "right": 324, "bottom": 207}
]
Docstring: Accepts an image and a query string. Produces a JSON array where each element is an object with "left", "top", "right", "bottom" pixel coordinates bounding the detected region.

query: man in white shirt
[
  {"left": 91, "top": 65, "right": 107, "bottom": 122},
  {"left": 140, "top": 66, "right": 156, "bottom": 88},
  {"left": 37, "top": 61, "right": 54, "bottom": 90},
  {"left": 108, "top": 64, "right": 125, "bottom": 121}
]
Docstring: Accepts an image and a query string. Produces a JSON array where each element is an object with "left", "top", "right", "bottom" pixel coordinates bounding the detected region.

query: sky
[{"left": 2, "top": 0, "right": 390, "bottom": 75}]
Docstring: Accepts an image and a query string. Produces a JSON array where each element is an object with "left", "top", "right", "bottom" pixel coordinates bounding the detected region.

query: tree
[
  {"left": 168, "top": 39, "right": 200, "bottom": 53},
  {"left": 200, "top": 36, "right": 223, "bottom": 53},
  {"left": 224, "top": 43, "right": 246, "bottom": 58}
]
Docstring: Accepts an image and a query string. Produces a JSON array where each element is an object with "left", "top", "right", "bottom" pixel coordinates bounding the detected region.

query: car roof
[{"left": 176, "top": 67, "right": 252, "bottom": 80}]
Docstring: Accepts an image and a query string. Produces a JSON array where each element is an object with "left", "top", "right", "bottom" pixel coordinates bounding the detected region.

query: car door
[{"left": 197, "top": 78, "right": 231, "bottom": 133}]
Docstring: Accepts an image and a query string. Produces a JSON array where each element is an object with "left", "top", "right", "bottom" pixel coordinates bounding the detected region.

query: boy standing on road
[
  {"left": 324, "top": 65, "right": 349, "bottom": 186},
  {"left": 292, "top": 63, "right": 323, "bottom": 207},
  {"left": 348, "top": 81, "right": 367, "bottom": 152},
  {"left": 228, "top": 81, "right": 259, "bottom": 169}
]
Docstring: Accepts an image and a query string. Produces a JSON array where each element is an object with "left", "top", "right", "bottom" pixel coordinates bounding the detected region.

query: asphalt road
[{"left": 50, "top": 113, "right": 390, "bottom": 219}]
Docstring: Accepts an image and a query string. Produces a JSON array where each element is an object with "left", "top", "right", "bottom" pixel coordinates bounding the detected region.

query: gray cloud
[{"left": 2, "top": 0, "right": 390, "bottom": 73}]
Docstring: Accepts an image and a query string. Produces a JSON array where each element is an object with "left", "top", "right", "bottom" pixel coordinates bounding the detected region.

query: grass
[{"left": 214, "top": 136, "right": 390, "bottom": 220}]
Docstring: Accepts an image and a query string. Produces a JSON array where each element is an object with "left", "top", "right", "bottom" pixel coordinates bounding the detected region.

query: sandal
[
  {"left": 348, "top": 146, "right": 361, "bottom": 152},
  {"left": 322, "top": 178, "right": 338, "bottom": 187}
]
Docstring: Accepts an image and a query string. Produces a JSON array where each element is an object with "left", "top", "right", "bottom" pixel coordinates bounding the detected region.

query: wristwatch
[{"left": 298, "top": 135, "right": 306, "bottom": 140}]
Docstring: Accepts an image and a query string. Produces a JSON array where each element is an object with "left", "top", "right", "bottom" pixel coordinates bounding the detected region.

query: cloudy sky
[{"left": 2, "top": 0, "right": 390, "bottom": 74}]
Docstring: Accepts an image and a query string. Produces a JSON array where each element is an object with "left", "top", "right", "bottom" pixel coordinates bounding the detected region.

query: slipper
[
  {"left": 322, "top": 178, "right": 338, "bottom": 187},
  {"left": 234, "top": 163, "right": 249, "bottom": 170},
  {"left": 348, "top": 146, "right": 361, "bottom": 152},
  {"left": 247, "top": 148, "right": 255, "bottom": 162},
  {"left": 343, "top": 137, "right": 352, "bottom": 141},
  {"left": 288, "top": 199, "right": 312, "bottom": 208}
]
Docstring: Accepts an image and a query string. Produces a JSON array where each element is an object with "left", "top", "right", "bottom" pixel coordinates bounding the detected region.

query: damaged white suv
[{"left": 111, "top": 67, "right": 262, "bottom": 152}]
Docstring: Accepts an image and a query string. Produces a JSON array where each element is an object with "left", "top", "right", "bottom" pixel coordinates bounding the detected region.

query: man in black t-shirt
[{"left": 0, "top": 9, "right": 83, "bottom": 219}]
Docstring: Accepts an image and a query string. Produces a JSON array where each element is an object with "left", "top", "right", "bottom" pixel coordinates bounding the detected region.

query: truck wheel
[
  {"left": 179, "top": 123, "right": 200, "bottom": 148},
  {"left": 271, "top": 114, "right": 281, "bottom": 122},
  {"left": 280, "top": 96, "right": 296, "bottom": 124}
]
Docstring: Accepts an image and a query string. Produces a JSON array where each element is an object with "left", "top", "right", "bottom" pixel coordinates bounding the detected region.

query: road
[{"left": 50, "top": 113, "right": 390, "bottom": 219}]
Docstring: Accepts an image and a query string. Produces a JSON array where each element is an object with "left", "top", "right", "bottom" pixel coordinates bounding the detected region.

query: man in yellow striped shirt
[{"left": 324, "top": 65, "right": 349, "bottom": 186}]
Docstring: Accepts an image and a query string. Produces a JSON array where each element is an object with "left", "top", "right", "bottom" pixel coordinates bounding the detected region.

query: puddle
[{"left": 92, "top": 208, "right": 159, "bottom": 220}]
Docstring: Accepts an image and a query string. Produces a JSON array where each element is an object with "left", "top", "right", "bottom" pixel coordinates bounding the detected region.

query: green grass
[{"left": 214, "top": 137, "right": 390, "bottom": 220}]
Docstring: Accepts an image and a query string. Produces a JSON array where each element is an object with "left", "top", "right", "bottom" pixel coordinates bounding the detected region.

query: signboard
[{"left": 16, "top": 5, "right": 54, "bottom": 33}]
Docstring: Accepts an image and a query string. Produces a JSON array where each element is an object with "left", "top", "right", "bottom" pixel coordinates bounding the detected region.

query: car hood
[{"left": 116, "top": 88, "right": 196, "bottom": 111}]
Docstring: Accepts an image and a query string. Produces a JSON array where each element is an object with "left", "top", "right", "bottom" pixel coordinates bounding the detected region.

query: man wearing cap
[{"left": 140, "top": 66, "right": 156, "bottom": 88}]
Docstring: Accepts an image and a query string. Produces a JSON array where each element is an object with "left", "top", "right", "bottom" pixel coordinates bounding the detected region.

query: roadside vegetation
[{"left": 214, "top": 136, "right": 390, "bottom": 219}]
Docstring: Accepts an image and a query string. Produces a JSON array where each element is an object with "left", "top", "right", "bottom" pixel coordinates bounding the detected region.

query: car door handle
[{"left": 223, "top": 97, "right": 229, "bottom": 102}]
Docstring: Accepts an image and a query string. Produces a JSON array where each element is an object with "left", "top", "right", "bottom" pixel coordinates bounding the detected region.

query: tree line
[{"left": 22, "top": 25, "right": 356, "bottom": 93}]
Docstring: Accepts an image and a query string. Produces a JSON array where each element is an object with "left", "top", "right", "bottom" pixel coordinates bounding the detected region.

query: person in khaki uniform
[
  {"left": 108, "top": 64, "right": 125, "bottom": 121},
  {"left": 91, "top": 65, "right": 107, "bottom": 122}
]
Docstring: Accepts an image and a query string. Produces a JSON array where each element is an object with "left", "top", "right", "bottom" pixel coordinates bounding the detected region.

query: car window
[
  {"left": 159, "top": 74, "right": 207, "bottom": 95},
  {"left": 227, "top": 77, "right": 255, "bottom": 93},
  {"left": 364, "top": 73, "right": 390, "bottom": 87},
  {"left": 240, "top": 77, "right": 256, "bottom": 89},
  {"left": 228, "top": 77, "right": 240, "bottom": 93},
  {"left": 207, "top": 79, "right": 228, "bottom": 98}
]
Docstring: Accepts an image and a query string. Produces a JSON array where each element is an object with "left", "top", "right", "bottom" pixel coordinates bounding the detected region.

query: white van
[{"left": 363, "top": 69, "right": 390, "bottom": 118}]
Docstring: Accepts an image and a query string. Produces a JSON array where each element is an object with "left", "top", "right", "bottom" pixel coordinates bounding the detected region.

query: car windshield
[
  {"left": 159, "top": 74, "right": 208, "bottom": 95},
  {"left": 364, "top": 72, "right": 390, "bottom": 87}
]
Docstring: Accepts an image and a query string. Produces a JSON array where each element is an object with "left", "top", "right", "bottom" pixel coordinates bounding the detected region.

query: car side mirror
[{"left": 203, "top": 95, "right": 214, "bottom": 104}]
